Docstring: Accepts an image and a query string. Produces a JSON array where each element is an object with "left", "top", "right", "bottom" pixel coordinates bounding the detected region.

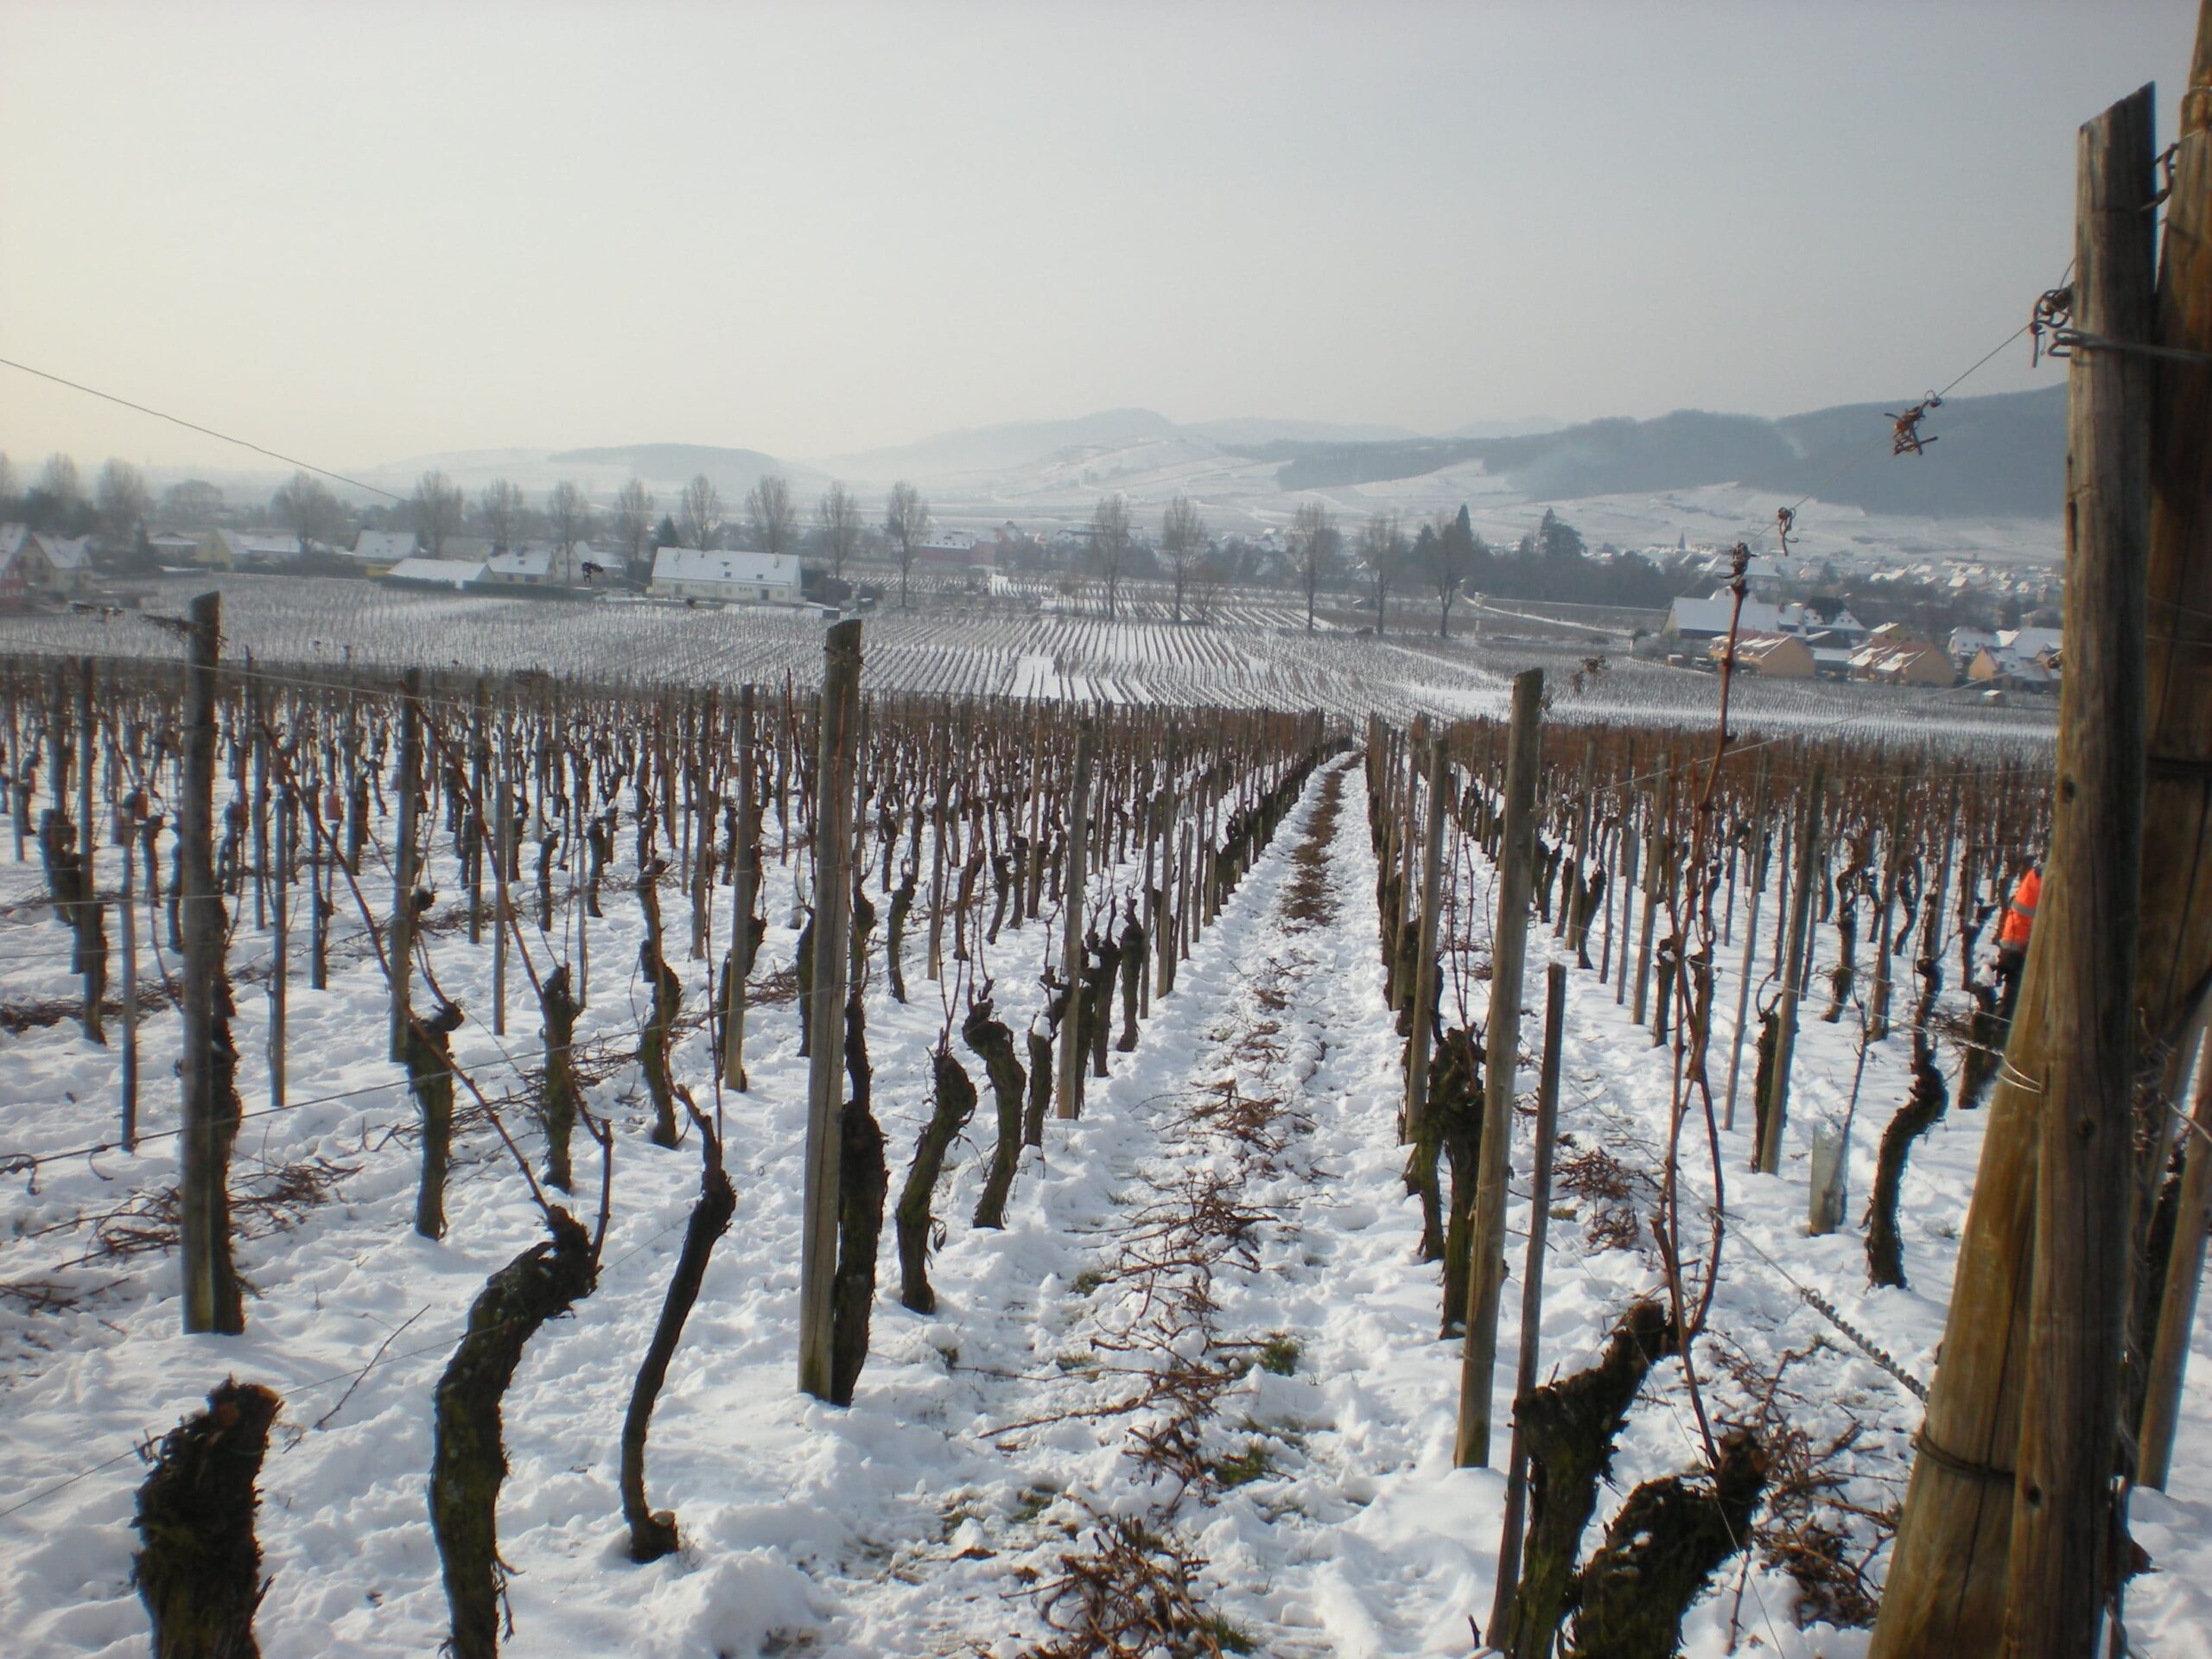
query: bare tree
[
  {"left": 0, "top": 452, "right": 14, "bottom": 504},
  {"left": 680, "top": 474, "right": 723, "bottom": 550},
  {"left": 816, "top": 481, "right": 863, "bottom": 587},
  {"left": 884, "top": 480, "right": 930, "bottom": 609},
  {"left": 478, "top": 478, "right": 526, "bottom": 554},
  {"left": 1160, "top": 495, "right": 1207, "bottom": 624},
  {"left": 614, "top": 478, "right": 655, "bottom": 583},
  {"left": 96, "top": 459, "right": 154, "bottom": 540},
  {"left": 272, "top": 471, "right": 342, "bottom": 557},
  {"left": 546, "top": 481, "right": 590, "bottom": 585},
  {"left": 161, "top": 479, "right": 225, "bottom": 528},
  {"left": 744, "top": 474, "right": 798, "bottom": 556},
  {"left": 411, "top": 470, "right": 464, "bottom": 556},
  {"left": 1090, "top": 493, "right": 1134, "bottom": 619},
  {"left": 35, "top": 453, "right": 81, "bottom": 505},
  {"left": 1420, "top": 507, "right": 1483, "bottom": 639},
  {"left": 1357, "top": 512, "right": 1403, "bottom": 634},
  {"left": 1290, "top": 499, "right": 1341, "bottom": 632}
]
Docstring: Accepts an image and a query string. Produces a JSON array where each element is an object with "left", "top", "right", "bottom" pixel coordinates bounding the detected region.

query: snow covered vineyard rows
[
  {"left": 0, "top": 572, "right": 2061, "bottom": 755},
  {"left": 0, "top": 629, "right": 2194, "bottom": 1656}
]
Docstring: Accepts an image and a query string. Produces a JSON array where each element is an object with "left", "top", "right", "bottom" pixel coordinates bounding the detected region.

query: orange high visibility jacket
[{"left": 1999, "top": 866, "right": 2041, "bottom": 950}]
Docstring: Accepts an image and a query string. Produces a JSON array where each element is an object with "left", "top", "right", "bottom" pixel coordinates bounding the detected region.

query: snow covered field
[
  {"left": 0, "top": 575, "right": 2057, "bottom": 753},
  {"left": 3, "top": 712, "right": 2205, "bottom": 1655}
]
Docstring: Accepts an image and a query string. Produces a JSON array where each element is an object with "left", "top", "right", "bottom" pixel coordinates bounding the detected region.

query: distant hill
[
  {"left": 819, "top": 410, "right": 1185, "bottom": 482},
  {"left": 1267, "top": 385, "right": 2063, "bottom": 518},
  {"left": 549, "top": 442, "right": 817, "bottom": 497}
]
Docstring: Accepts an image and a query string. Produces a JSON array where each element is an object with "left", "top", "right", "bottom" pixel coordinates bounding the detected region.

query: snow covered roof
[
  {"left": 384, "top": 556, "right": 486, "bottom": 589},
  {"left": 651, "top": 547, "right": 801, "bottom": 588},
  {"left": 1998, "top": 626, "right": 2062, "bottom": 660},
  {"left": 30, "top": 533, "right": 90, "bottom": 569},
  {"left": 1668, "top": 591, "right": 1806, "bottom": 636},
  {"left": 353, "top": 530, "right": 418, "bottom": 563},
  {"left": 216, "top": 529, "right": 299, "bottom": 562},
  {"left": 487, "top": 543, "right": 556, "bottom": 579}
]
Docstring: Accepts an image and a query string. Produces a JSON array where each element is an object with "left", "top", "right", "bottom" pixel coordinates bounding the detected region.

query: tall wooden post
[
  {"left": 118, "top": 792, "right": 138, "bottom": 1152},
  {"left": 1875, "top": 82, "right": 2158, "bottom": 1658},
  {"left": 1487, "top": 961, "right": 1567, "bottom": 1638},
  {"left": 1722, "top": 755, "right": 1770, "bottom": 1130},
  {"left": 1402, "top": 736, "right": 1449, "bottom": 1143},
  {"left": 178, "top": 593, "right": 238, "bottom": 1334},
  {"left": 1055, "top": 718, "right": 1096, "bottom": 1121},
  {"left": 269, "top": 787, "right": 288, "bottom": 1110},
  {"left": 492, "top": 752, "right": 511, "bottom": 1039},
  {"left": 798, "top": 620, "right": 863, "bottom": 1402},
  {"left": 724, "top": 684, "right": 757, "bottom": 1092},
  {"left": 1758, "top": 762, "right": 1824, "bottom": 1177},
  {"left": 2135, "top": 1, "right": 2212, "bottom": 1497},
  {"left": 1457, "top": 667, "right": 1541, "bottom": 1467},
  {"left": 2002, "top": 86, "right": 2155, "bottom": 1657},
  {"left": 389, "top": 669, "right": 421, "bottom": 1063}
]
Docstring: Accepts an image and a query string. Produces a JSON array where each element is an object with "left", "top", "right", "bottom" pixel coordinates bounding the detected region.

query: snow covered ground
[{"left": 3, "top": 743, "right": 2206, "bottom": 1656}]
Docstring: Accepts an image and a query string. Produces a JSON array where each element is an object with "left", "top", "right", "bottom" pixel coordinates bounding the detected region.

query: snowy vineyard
[
  {"left": 0, "top": 570, "right": 2066, "bottom": 749},
  {"left": 0, "top": 617, "right": 2203, "bottom": 1659}
]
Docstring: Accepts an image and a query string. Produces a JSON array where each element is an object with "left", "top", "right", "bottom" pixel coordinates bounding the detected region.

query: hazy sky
[{"left": 0, "top": 1, "right": 2196, "bottom": 478}]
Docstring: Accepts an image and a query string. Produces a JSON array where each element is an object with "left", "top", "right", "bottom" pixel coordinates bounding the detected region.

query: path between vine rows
[{"left": 9, "top": 749, "right": 2212, "bottom": 1656}]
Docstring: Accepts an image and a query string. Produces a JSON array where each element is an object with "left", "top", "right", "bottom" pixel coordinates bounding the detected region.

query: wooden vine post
[
  {"left": 1055, "top": 717, "right": 1095, "bottom": 1121},
  {"left": 2136, "top": 4, "right": 2212, "bottom": 1495},
  {"left": 178, "top": 592, "right": 241, "bottom": 1335},
  {"left": 1403, "top": 734, "right": 1448, "bottom": 1145},
  {"left": 390, "top": 668, "right": 421, "bottom": 1063},
  {"left": 1457, "top": 667, "right": 1541, "bottom": 1468},
  {"left": 798, "top": 620, "right": 863, "bottom": 1402},
  {"left": 1487, "top": 960, "right": 1567, "bottom": 1640},
  {"left": 1875, "top": 81, "right": 2158, "bottom": 1658},
  {"left": 1757, "top": 760, "right": 1824, "bottom": 1177},
  {"left": 723, "top": 683, "right": 757, "bottom": 1093}
]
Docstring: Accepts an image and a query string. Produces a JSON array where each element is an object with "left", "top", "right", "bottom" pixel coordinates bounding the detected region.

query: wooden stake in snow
[
  {"left": 1055, "top": 717, "right": 1095, "bottom": 1121},
  {"left": 178, "top": 592, "right": 242, "bottom": 1336},
  {"left": 798, "top": 620, "right": 863, "bottom": 1402},
  {"left": 1457, "top": 666, "right": 1541, "bottom": 1468},
  {"left": 1487, "top": 960, "right": 1567, "bottom": 1639},
  {"left": 1403, "top": 735, "right": 1448, "bottom": 1145}
]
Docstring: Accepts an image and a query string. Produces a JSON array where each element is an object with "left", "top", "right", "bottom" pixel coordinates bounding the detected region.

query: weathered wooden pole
[
  {"left": 1486, "top": 959, "right": 1566, "bottom": 1637},
  {"left": 2135, "top": 3, "right": 2212, "bottom": 1498},
  {"left": 1055, "top": 718, "right": 1096, "bottom": 1121},
  {"left": 1721, "top": 754, "right": 1770, "bottom": 1130},
  {"left": 178, "top": 593, "right": 239, "bottom": 1335},
  {"left": 2001, "top": 85, "right": 2155, "bottom": 1658},
  {"left": 1457, "top": 667, "right": 1541, "bottom": 1468},
  {"left": 269, "top": 785, "right": 288, "bottom": 1110},
  {"left": 798, "top": 620, "right": 863, "bottom": 1402},
  {"left": 1757, "top": 761, "right": 1823, "bottom": 1177},
  {"left": 723, "top": 684, "right": 757, "bottom": 1092},
  {"left": 1874, "top": 81, "right": 2158, "bottom": 1659},
  {"left": 118, "top": 797, "right": 138, "bottom": 1152},
  {"left": 492, "top": 751, "right": 511, "bottom": 1039},
  {"left": 1402, "top": 735, "right": 1449, "bottom": 1144},
  {"left": 389, "top": 669, "right": 421, "bottom": 1063}
]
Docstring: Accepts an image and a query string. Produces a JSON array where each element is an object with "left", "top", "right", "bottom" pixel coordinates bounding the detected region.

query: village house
[
  {"left": 350, "top": 530, "right": 419, "bottom": 574},
  {"left": 200, "top": 528, "right": 306, "bottom": 569},
  {"left": 1849, "top": 640, "right": 1957, "bottom": 687},
  {"left": 1663, "top": 589, "right": 1810, "bottom": 644},
  {"left": 382, "top": 555, "right": 488, "bottom": 591},
  {"left": 0, "top": 529, "right": 94, "bottom": 601},
  {"left": 1710, "top": 631, "right": 1815, "bottom": 678},
  {"left": 649, "top": 546, "right": 803, "bottom": 605},
  {"left": 1967, "top": 626, "right": 2063, "bottom": 691}
]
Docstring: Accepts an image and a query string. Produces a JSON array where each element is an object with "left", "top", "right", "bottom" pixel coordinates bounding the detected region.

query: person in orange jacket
[{"left": 1994, "top": 860, "right": 2041, "bottom": 1024}]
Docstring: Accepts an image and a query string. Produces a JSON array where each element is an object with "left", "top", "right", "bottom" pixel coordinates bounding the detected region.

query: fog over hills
[{"left": 353, "top": 385, "right": 2063, "bottom": 534}]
